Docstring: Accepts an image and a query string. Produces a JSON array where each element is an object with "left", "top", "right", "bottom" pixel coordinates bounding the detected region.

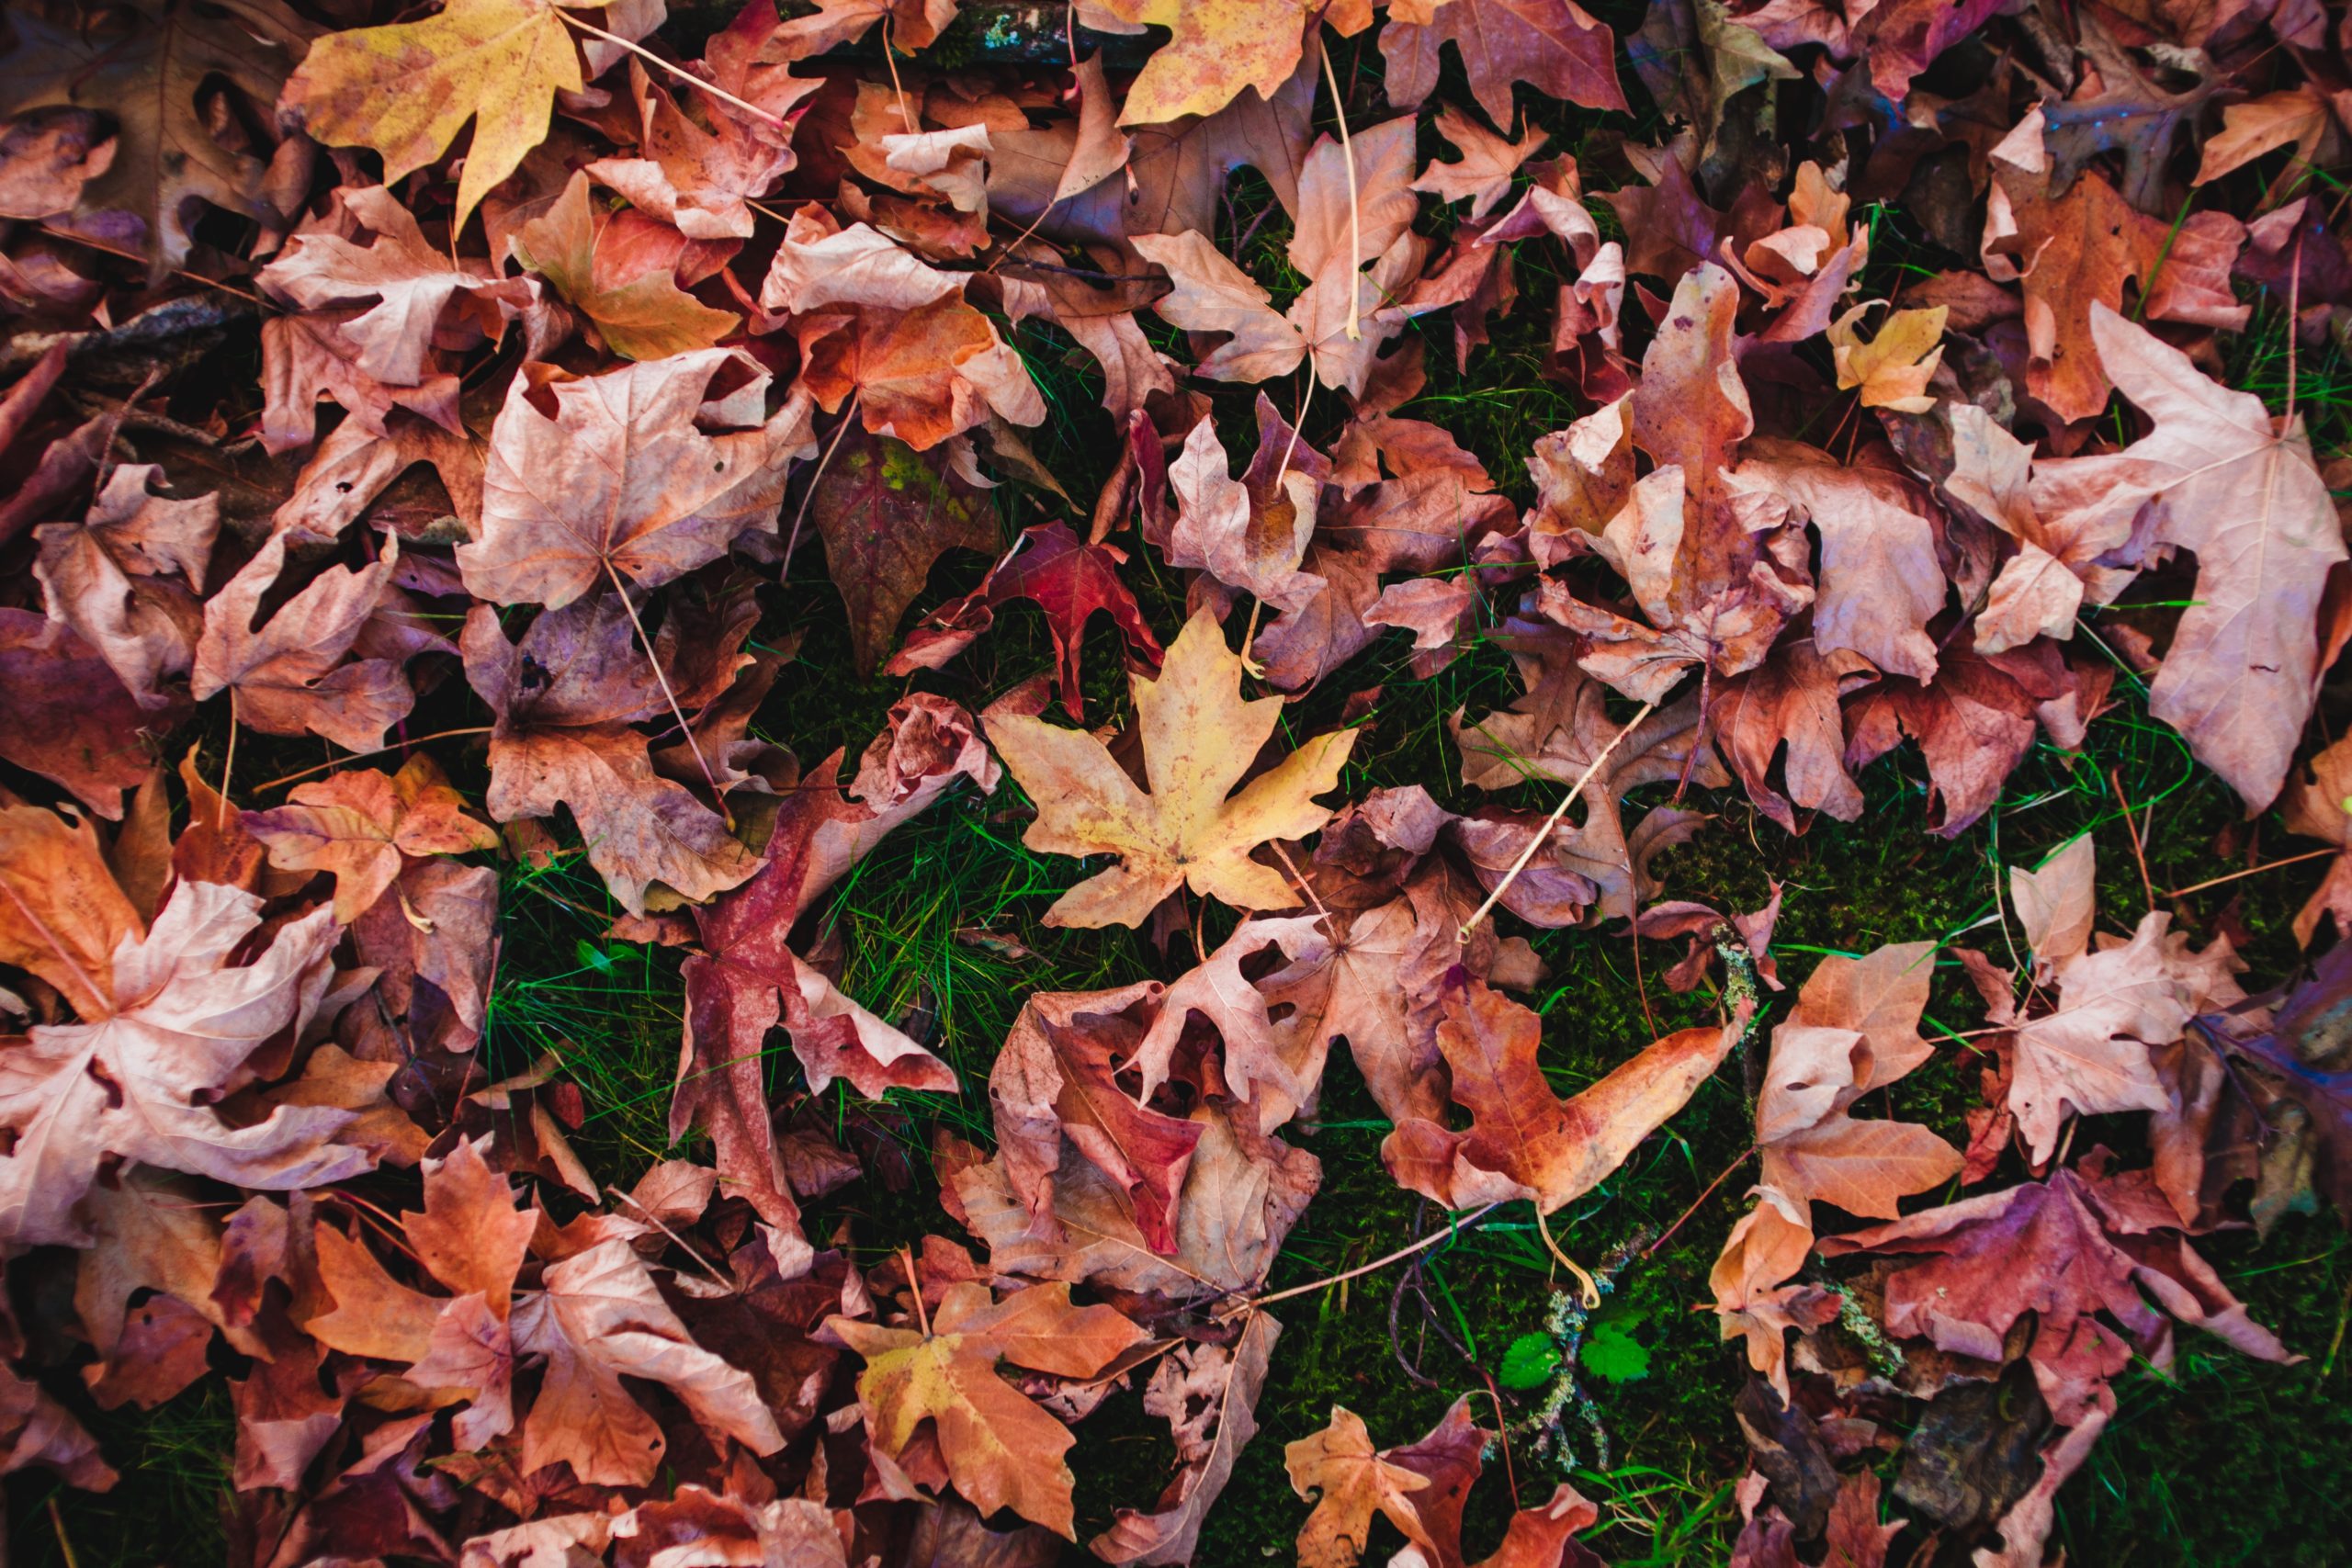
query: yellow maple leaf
[
  {"left": 1828, "top": 302, "right": 1947, "bottom": 413},
  {"left": 989, "top": 606, "right": 1357, "bottom": 928},
  {"left": 1110, "top": 0, "right": 1370, "bottom": 127},
  {"left": 281, "top": 0, "right": 585, "bottom": 237}
]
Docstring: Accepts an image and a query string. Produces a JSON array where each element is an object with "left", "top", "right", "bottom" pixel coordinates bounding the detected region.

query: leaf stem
[{"left": 553, "top": 11, "right": 791, "bottom": 129}]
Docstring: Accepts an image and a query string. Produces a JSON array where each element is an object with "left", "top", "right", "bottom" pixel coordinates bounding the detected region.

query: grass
[{"left": 18, "top": 22, "right": 2352, "bottom": 1568}]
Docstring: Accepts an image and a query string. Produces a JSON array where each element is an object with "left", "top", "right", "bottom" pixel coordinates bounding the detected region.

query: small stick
[
  {"left": 1534, "top": 1205, "right": 1600, "bottom": 1308},
  {"left": 1642, "top": 1145, "right": 1758, "bottom": 1261},
  {"left": 1268, "top": 839, "right": 1331, "bottom": 929},
  {"left": 1461, "top": 698, "right": 1658, "bottom": 938},
  {"left": 555, "top": 11, "right": 790, "bottom": 129},
  {"left": 254, "top": 727, "right": 495, "bottom": 791},
  {"left": 608, "top": 1185, "right": 731, "bottom": 1291},
  {"left": 1221, "top": 1201, "right": 1504, "bottom": 1317},
  {"left": 603, "top": 560, "right": 732, "bottom": 829},
  {"left": 2108, "top": 766, "right": 2157, "bottom": 912},
  {"left": 217, "top": 690, "right": 238, "bottom": 831},
  {"left": 49, "top": 1497, "right": 81, "bottom": 1568},
  {"left": 2164, "top": 846, "right": 2337, "bottom": 898},
  {"left": 782, "top": 400, "right": 861, "bottom": 581}
]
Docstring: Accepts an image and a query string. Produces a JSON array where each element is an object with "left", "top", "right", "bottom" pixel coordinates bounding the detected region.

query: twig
[
  {"left": 1461, "top": 698, "right": 1659, "bottom": 938},
  {"left": 2108, "top": 766, "right": 2157, "bottom": 912},
  {"left": 782, "top": 400, "right": 861, "bottom": 582},
  {"left": 254, "top": 728, "right": 495, "bottom": 792},
  {"left": 49, "top": 1498, "right": 80, "bottom": 1568},
  {"left": 553, "top": 11, "right": 790, "bottom": 129},
  {"left": 608, "top": 1185, "right": 731, "bottom": 1291},
  {"left": 1642, "top": 1145, "right": 1758, "bottom": 1260},
  {"left": 218, "top": 690, "right": 237, "bottom": 831},
  {"left": 1268, "top": 839, "right": 1331, "bottom": 929},
  {"left": 603, "top": 560, "right": 732, "bottom": 829},
  {"left": 2164, "top": 846, "right": 2337, "bottom": 898},
  {"left": 1218, "top": 1201, "right": 1503, "bottom": 1317},
  {"left": 1317, "top": 44, "right": 1363, "bottom": 341}
]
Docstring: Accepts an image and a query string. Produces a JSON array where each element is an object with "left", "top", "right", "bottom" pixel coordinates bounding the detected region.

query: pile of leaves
[{"left": 0, "top": 0, "right": 2346, "bottom": 1562}]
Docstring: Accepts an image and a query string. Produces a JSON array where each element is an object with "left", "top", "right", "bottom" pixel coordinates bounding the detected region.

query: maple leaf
[
  {"left": 1106, "top": 0, "right": 1350, "bottom": 127},
  {"left": 1287, "top": 1401, "right": 1479, "bottom": 1568},
  {"left": 0, "top": 880, "right": 368, "bottom": 1246},
  {"left": 679, "top": 698, "right": 992, "bottom": 1233},
  {"left": 1412, "top": 109, "right": 1548, "bottom": 222},
  {"left": 988, "top": 605, "right": 1358, "bottom": 929},
  {"left": 1732, "top": 440, "right": 1946, "bottom": 683},
  {"left": 948, "top": 1089, "right": 1321, "bottom": 1301},
  {"left": 1710, "top": 1183, "right": 1838, "bottom": 1397},
  {"left": 1131, "top": 915, "right": 1331, "bottom": 1122},
  {"left": 32, "top": 462, "right": 215, "bottom": 705},
  {"left": 457, "top": 348, "right": 814, "bottom": 609},
  {"left": 280, "top": 0, "right": 589, "bottom": 237},
  {"left": 989, "top": 981, "right": 1204, "bottom": 1257},
  {"left": 2085, "top": 306, "right": 2347, "bottom": 811},
  {"left": 989, "top": 48, "right": 1314, "bottom": 250},
  {"left": 511, "top": 171, "right": 740, "bottom": 361},
  {"left": 889, "top": 522, "right": 1164, "bottom": 720},
  {"left": 257, "top": 185, "right": 516, "bottom": 388},
  {"left": 1427, "top": 976, "right": 1748, "bottom": 1213},
  {"left": 1756, "top": 943, "right": 1961, "bottom": 1218},
  {"left": 0, "top": 614, "right": 177, "bottom": 821},
  {"left": 1827, "top": 303, "right": 1945, "bottom": 412},
  {"left": 514, "top": 1236, "right": 786, "bottom": 1485},
  {"left": 2193, "top": 87, "right": 2337, "bottom": 186},
  {"left": 1820, "top": 1155, "right": 2293, "bottom": 1426},
  {"left": 1094, "top": 1311, "right": 1282, "bottom": 1565},
  {"left": 1134, "top": 117, "right": 1426, "bottom": 395},
  {"left": 0, "top": 0, "right": 311, "bottom": 275},
  {"left": 1841, "top": 638, "right": 2073, "bottom": 836},
  {"left": 461, "top": 594, "right": 759, "bottom": 915},
  {"left": 1381, "top": 0, "right": 1627, "bottom": 126},
  {"left": 582, "top": 11, "right": 820, "bottom": 242},
  {"left": 243, "top": 756, "right": 498, "bottom": 924},
  {"left": 1707, "top": 638, "right": 1871, "bottom": 832},
  {"left": 2283, "top": 733, "right": 2352, "bottom": 946},
  {"left": 823, "top": 1281, "right": 1148, "bottom": 1537},
  {"left": 807, "top": 424, "right": 998, "bottom": 677},
  {"left": 192, "top": 533, "right": 416, "bottom": 753}
]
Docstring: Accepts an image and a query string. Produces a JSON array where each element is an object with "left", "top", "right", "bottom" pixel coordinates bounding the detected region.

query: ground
[{"left": 17, "top": 15, "right": 2352, "bottom": 1568}]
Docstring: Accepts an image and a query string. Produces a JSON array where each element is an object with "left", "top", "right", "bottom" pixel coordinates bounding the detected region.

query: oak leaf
[
  {"left": 1093, "top": 1311, "right": 1281, "bottom": 1565},
  {"left": 1827, "top": 303, "right": 1945, "bottom": 412},
  {"left": 823, "top": 1281, "right": 1148, "bottom": 1537},
  {"left": 988, "top": 605, "right": 1357, "bottom": 929}
]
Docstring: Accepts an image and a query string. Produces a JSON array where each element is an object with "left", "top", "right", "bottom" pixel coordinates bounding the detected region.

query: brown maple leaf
[
  {"left": 0, "top": 879, "right": 368, "bottom": 1246},
  {"left": 989, "top": 605, "right": 1357, "bottom": 929},
  {"left": 1423, "top": 976, "right": 1749, "bottom": 1213},
  {"left": 0, "top": 614, "right": 178, "bottom": 821},
  {"left": 822, "top": 1281, "right": 1148, "bottom": 1537},
  {"left": 510, "top": 171, "right": 739, "bottom": 361},
  {"left": 1755, "top": 942, "right": 1961, "bottom": 1219},
  {"left": 243, "top": 756, "right": 498, "bottom": 924},
  {"left": 460, "top": 593, "right": 760, "bottom": 914},
  {"left": 457, "top": 347, "right": 814, "bottom": 608},
  {"left": 192, "top": 533, "right": 416, "bottom": 753},
  {"left": 1381, "top": 0, "right": 1626, "bottom": 126},
  {"left": 32, "top": 463, "right": 214, "bottom": 705}
]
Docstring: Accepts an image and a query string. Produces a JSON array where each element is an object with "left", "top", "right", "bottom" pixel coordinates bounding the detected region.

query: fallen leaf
[
  {"left": 823, "top": 1281, "right": 1148, "bottom": 1536},
  {"left": 988, "top": 605, "right": 1357, "bottom": 928}
]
